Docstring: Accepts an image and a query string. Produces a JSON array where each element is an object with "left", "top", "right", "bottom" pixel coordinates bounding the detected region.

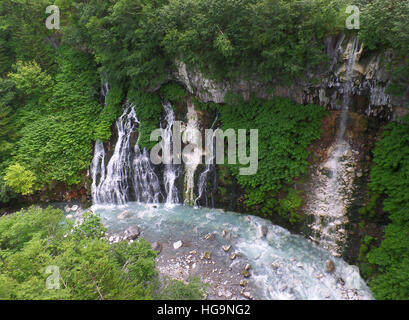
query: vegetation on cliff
[
  {"left": 360, "top": 115, "right": 409, "bottom": 299},
  {"left": 217, "top": 95, "right": 326, "bottom": 223}
]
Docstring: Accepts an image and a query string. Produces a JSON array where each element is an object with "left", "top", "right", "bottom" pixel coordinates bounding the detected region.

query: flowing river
[{"left": 89, "top": 202, "right": 373, "bottom": 300}]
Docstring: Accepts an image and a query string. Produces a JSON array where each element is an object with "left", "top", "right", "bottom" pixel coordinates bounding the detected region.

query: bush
[{"left": 4, "top": 163, "right": 36, "bottom": 195}]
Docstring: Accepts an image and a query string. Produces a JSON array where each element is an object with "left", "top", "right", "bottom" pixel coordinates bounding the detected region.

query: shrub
[{"left": 4, "top": 163, "right": 36, "bottom": 195}]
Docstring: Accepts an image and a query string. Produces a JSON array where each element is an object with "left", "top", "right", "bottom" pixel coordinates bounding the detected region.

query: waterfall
[
  {"left": 162, "top": 102, "right": 181, "bottom": 204},
  {"left": 132, "top": 146, "right": 162, "bottom": 203},
  {"left": 93, "top": 105, "right": 138, "bottom": 204},
  {"left": 307, "top": 37, "right": 360, "bottom": 257},
  {"left": 91, "top": 102, "right": 163, "bottom": 205},
  {"left": 194, "top": 113, "right": 219, "bottom": 207},
  {"left": 183, "top": 102, "right": 201, "bottom": 205},
  {"left": 91, "top": 141, "right": 106, "bottom": 204}
]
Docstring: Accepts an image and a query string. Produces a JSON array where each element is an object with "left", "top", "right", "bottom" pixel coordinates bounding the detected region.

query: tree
[
  {"left": 4, "top": 163, "right": 36, "bottom": 196},
  {"left": 0, "top": 77, "right": 16, "bottom": 169},
  {"left": 8, "top": 61, "right": 53, "bottom": 105}
]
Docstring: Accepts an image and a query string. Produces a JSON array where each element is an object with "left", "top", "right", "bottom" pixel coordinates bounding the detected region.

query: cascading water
[
  {"left": 194, "top": 113, "right": 219, "bottom": 207},
  {"left": 183, "top": 102, "right": 202, "bottom": 205},
  {"left": 132, "top": 146, "right": 162, "bottom": 203},
  {"left": 307, "top": 37, "right": 361, "bottom": 257},
  {"left": 92, "top": 105, "right": 139, "bottom": 204},
  {"left": 91, "top": 102, "right": 162, "bottom": 205},
  {"left": 162, "top": 102, "right": 181, "bottom": 204}
]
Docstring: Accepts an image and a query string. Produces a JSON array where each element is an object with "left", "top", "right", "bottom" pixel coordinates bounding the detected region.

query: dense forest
[{"left": 1, "top": 0, "right": 409, "bottom": 300}]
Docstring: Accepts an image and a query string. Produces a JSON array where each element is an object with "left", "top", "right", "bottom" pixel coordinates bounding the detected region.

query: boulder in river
[
  {"left": 118, "top": 210, "right": 132, "bottom": 220},
  {"left": 325, "top": 260, "right": 336, "bottom": 273},
  {"left": 261, "top": 225, "right": 268, "bottom": 237},
  {"left": 125, "top": 225, "right": 141, "bottom": 240},
  {"left": 222, "top": 245, "right": 231, "bottom": 252},
  {"left": 152, "top": 241, "right": 162, "bottom": 253}
]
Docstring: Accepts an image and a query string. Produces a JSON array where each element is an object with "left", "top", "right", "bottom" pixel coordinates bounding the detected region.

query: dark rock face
[{"left": 172, "top": 34, "right": 409, "bottom": 122}]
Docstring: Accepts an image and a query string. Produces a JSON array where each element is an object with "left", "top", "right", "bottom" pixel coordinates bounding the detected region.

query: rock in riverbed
[
  {"left": 325, "top": 260, "right": 335, "bottom": 273},
  {"left": 118, "top": 210, "right": 132, "bottom": 220},
  {"left": 152, "top": 241, "right": 162, "bottom": 253},
  {"left": 173, "top": 240, "right": 183, "bottom": 249},
  {"left": 125, "top": 225, "right": 141, "bottom": 240}
]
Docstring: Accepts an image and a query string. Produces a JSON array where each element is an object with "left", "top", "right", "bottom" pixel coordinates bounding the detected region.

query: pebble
[
  {"left": 325, "top": 260, "right": 336, "bottom": 273},
  {"left": 205, "top": 233, "right": 214, "bottom": 240},
  {"left": 240, "top": 280, "right": 247, "bottom": 287},
  {"left": 173, "top": 240, "right": 183, "bottom": 250},
  {"left": 242, "top": 292, "right": 252, "bottom": 299},
  {"left": 202, "top": 251, "right": 211, "bottom": 260}
]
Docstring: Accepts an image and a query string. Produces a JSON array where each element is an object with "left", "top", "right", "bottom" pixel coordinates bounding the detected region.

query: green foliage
[
  {"left": 0, "top": 77, "right": 16, "bottom": 169},
  {"left": 4, "top": 163, "right": 36, "bottom": 196},
  {"left": 364, "top": 115, "right": 409, "bottom": 299},
  {"left": 12, "top": 47, "right": 100, "bottom": 187},
  {"left": 358, "top": 235, "right": 376, "bottom": 279},
  {"left": 358, "top": 192, "right": 380, "bottom": 218},
  {"left": 159, "top": 0, "right": 346, "bottom": 83},
  {"left": 72, "top": 212, "right": 107, "bottom": 241},
  {"left": 127, "top": 91, "right": 163, "bottom": 150},
  {"left": 277, "top": 188, "right": 303, "bottom": 223},
  {"left": 94, "top": 86, "right": 124, "bottom": 141},
  {"left": 158, "top": 277, "right": 207, "bottom": 300},
  {"left": 8, "top": 61, "right": 54, "bottom": 105},
  {"left": 0, "top": 206, "right": 206, "bottom": 300},
  {"left": 218, "top": 95, "right": 326, "bottom": 221},
  {"left": 0, "top": 175, "right": 16, "bottom": 204},
  {"left": 0, "top": 0, "right": 56, "bottom": 74},
  {"left": 58, "top": 0, "right": 350, "bottom": 88},
  {"left": 159, "top": 82, "right": 188, "bottom": 105},
  {"left": 358, "top": 0, "right": 409, "bottom": 96}
]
